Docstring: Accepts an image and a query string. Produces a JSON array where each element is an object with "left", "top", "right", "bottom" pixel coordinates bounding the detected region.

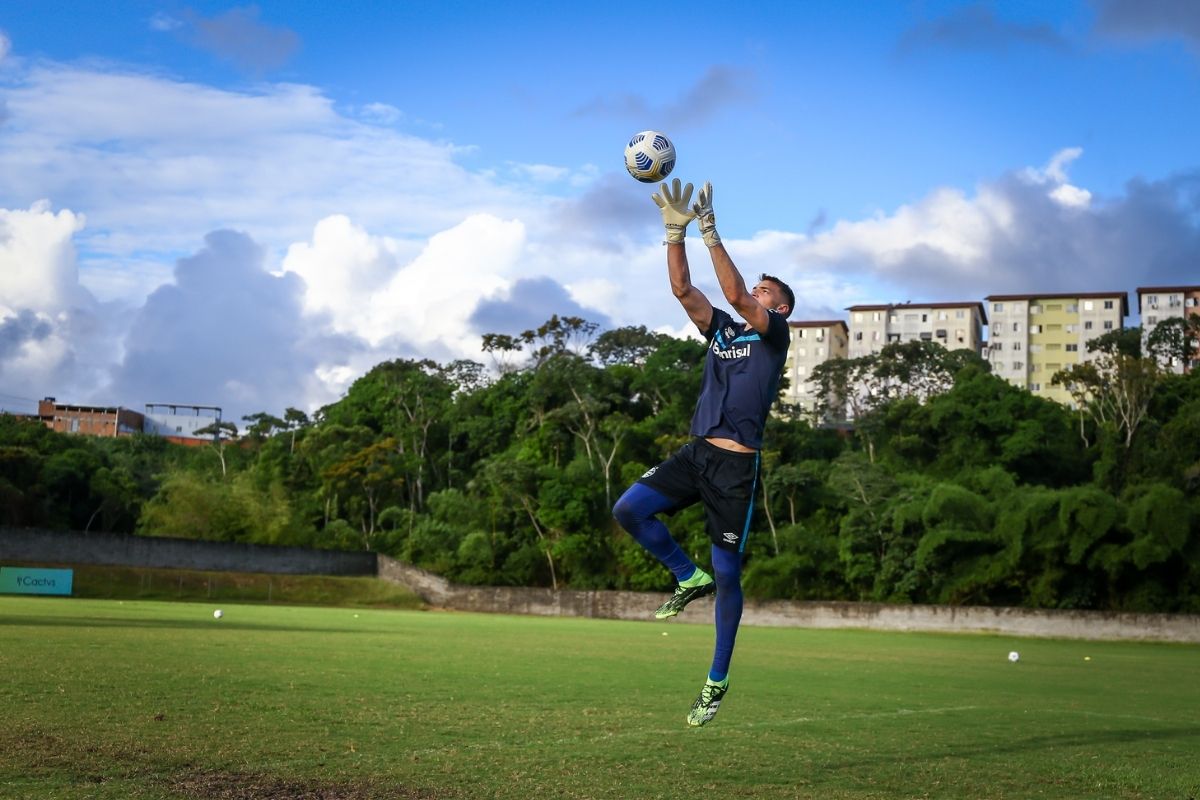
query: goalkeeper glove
[
  {"left": 652, "top": 178, "right": 695, "bottom": 244},
  {"left": 693, "top": 181, "right": 721, "bottom": 248}
]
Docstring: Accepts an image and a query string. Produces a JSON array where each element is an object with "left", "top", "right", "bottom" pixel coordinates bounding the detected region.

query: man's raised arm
[
  {"left": 694, "top": 182, "right": 780, "bottom": 335},
  {"left": 654, "top": 179, "right": 713, "bottom": 332}
]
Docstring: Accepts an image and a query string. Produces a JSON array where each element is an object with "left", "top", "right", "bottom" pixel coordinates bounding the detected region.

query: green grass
[{"left": 2, "top": 597, "right": 1198, "bottom": 799}]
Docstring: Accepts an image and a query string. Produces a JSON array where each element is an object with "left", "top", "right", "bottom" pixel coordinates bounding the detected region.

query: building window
[
  {"left": 993, "top": 302, "right": 1004, "bottom": 312},
  {"left": 1066, "top": 344, "right": 1078, "bottom": 352},
  {"left": 1084, "top": 300, "right": 1094, "bottom": 311},
  {"left": 1012, "top": 322, "right": 1021, "bottom": 332},
  {"left": 956, "top": 310, "right": 965, "bottom": 318},
  {"left": 1013, "top": 361, "right": 1024, "bottom": 370},
  {"left": 938, "top": 311, "right": 948, "bottom": 320},
  {"left": 854, "top": 331, "right": 863, "bottom": 340},
  {"left": 873, "top": 312, "right": 883, "bottom": 322},
  {"left": 1103, "top": 321, "right": 1114, "bottom": 330},
  {"left": 1031, "top": 383, "right": 1041, "bottom": 391},
  {"left": 1148, "top": 316, "right": 1157, "bottom": 325},
  {"left": 993, "top": 342, "right": 1004, "bottom": 351},
  {"left": 1013, "top": 342, "right": 1022, "bottom": 351},
  {"left": 1104, "top": 300, "right": 1114, "bottom": 310},
  {"left": 797, "top": 347, "right": 806, "bottom": 357},
  {"left": 816, "top": 347, "right": 824, "bottom": 357},
  {"left": 1084, "top": 321, "right": 1093, "bottom": 330},
  {"left": 873, "top": 331, "right": 881, "bottom": 341},
  {"left": 854, "top": 312, "right": 863, "bottom": 322}
]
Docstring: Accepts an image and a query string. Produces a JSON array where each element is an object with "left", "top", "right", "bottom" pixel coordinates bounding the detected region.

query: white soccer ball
[
  {"left": 624, "top": 131, "right": 676, "bottom": 183},
  {"left": 1008, "top": 650, "right": 1020, "bottom": 662},
  {"left": 213, "top": 609, "right": 223, "bottom": 619}
]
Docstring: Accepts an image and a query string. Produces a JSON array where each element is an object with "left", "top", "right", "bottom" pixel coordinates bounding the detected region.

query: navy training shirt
[{"left": 689, "top": 307, "right": 791, "bottom": 450}]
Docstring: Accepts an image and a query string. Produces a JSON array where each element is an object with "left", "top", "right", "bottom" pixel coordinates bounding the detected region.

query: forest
[{"left": 2, "top": 314, "right": 1198, "bottom": 613}]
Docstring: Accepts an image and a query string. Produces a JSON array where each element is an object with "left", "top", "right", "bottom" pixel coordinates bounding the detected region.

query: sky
[{"left": 1, "top": 0, "right": 1198, "bottom": 422}]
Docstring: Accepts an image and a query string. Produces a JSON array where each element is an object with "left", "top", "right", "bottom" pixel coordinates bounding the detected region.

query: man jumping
[{"left": 613, "top": 178, "right": 793, "bottom": 726}]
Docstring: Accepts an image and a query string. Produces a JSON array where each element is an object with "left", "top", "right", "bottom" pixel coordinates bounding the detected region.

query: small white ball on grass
[
  {"left": 1008, "top": 650, "right": 1020, "bottom": 662},
  {"left": 213, "top": 609, "right": 223, "bottom": 619},
  {"left": 662, "top": 631, "right": 669, "bottom": 636}
]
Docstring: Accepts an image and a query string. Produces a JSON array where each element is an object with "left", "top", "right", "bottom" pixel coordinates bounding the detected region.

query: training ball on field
[
  {"left": 1008, "top": 650, "right": 1019, "bottom": 662},
  {"left": 213, "top": 609, "right": 223, "bottom": 619},
  {"left": 624, "top": 130, "right": 676, "bottom": 183}
]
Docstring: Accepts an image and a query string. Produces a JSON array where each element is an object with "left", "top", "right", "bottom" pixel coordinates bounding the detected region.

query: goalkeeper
[{"left": 612, "top": 179, "right": 794, "bottom": 727}]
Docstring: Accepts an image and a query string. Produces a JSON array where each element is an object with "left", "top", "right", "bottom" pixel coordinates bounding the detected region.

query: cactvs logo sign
[{"left": 0, "top": 567, "right": 74, "bottom": 596}]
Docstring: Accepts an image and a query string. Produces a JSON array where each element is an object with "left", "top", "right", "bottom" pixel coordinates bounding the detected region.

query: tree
[
  {"left": 1051, "top": 328, "right": 1160, "bottom": 449},
  {"left": 283, "top": 407, "right": 310, "bottom": 455},
  {"left": 194, "top": 420, "right": 239, "bottom": 478},
  {"left": 1146, "top": 315, "right": 1200, "bottom": 373}
]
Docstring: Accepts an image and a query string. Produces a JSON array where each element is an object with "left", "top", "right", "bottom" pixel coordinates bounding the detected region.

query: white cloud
[
  {"left": 0, "top": 30, "right": 10, "bottom": 62},
  {"left": 0, "top": 202, "right": 89, "bottom": 315},
  {"left": 0, "top": 63, "right": 537, "bottom": 309}
]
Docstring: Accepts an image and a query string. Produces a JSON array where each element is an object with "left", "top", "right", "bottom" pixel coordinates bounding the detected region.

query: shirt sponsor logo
[{"left": 713, "top": 342, "right": 751, "bottom": 360}]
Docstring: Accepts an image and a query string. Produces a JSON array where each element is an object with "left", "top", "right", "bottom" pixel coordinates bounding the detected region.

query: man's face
[{"left": 750, "top": 281, "right": 788, "bottom": 314}]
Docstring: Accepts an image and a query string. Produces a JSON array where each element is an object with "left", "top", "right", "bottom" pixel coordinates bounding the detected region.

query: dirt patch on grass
[
  {"left": 2, "top": 728, "right": 448, "bottom": 799},
  {"left": 171, "top": 769, "right": 443, "bottom": 799}
]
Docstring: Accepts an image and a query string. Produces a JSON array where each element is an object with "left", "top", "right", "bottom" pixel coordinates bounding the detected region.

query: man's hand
[
  {"left": 652, "top": 178, "right": 695, "bottom": 244},
  {"left": 693, "top": 181, "right": 721, "bottom": 248}
]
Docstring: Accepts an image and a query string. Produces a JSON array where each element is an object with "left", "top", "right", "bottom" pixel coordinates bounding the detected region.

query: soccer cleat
[
  {"left": 654, "top": 573, "right": 715, "bottom": 619},
  {"left": 687, "top": 678, "right": 728, "bottom": 727}
]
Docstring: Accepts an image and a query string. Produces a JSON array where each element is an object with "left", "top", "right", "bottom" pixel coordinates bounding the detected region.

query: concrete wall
[
  {"left": 4, "top": 528, "right": 1197, "bottom": 643},
  {"left": 376, "top": 556, "right": 1200, "bottom": 643},
  {"left": 0, "top": 527, "right": 376, "bottom": 576}
]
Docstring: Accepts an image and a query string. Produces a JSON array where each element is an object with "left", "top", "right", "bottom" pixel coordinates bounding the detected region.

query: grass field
[{"left": 2, "top": 597, "right": 1198, "bottom": 800}]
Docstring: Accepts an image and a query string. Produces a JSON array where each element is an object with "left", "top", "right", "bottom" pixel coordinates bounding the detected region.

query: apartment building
[
  {"left": 782, "top": 320, "right": 849, "bottom": 417},
  {"left": 1137, "top": 285, "right": 1200, "bottom": 374},
  {"left": 985, "top": 292, "right": 1128, "bottom": 404},
  {"left": 846, "top": 302, "right": 986, "bottom": 359}
]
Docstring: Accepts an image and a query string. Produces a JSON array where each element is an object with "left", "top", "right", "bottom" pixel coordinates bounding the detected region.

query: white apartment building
[
  {"left": 846, "top": 302, "right": 986, "bottom": 359},
  {"left": 985, "top": 292, "right": 1128, "bottom": 404},
  {"left": 782, "top": 320, "right": 849, "bottom": 417},
  {"left": 1137, "top": 285, "right": 1200, "bottom": 374}
]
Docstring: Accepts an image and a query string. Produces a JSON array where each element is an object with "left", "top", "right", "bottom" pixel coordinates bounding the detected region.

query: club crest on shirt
[{"left": 723, "top": 325, "right": 736, "bottom": 340}]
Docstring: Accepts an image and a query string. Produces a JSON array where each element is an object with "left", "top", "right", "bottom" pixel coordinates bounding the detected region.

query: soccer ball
[
  {"left": 624, "top": 131, "right": 676, "bottom": 183},
  {"left": 1008, "top": 650, "right": 1020, "bottom": 662},
  {"left": 213, "top": 609, "right": 223, "bottom": 619}
]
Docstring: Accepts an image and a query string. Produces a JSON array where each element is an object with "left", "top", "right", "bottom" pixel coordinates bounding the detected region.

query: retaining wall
[
  {"left": 0, "top": 527, "right": 376, "bottom": 576},
  {"left": 4, "top": 527, "right": 1197, "bottom": 643},
  {"left": 376, "top": 556, "right": 1200, "bottom": 643}
]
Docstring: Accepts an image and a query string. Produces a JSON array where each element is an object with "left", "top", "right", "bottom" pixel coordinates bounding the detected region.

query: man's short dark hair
[{"left": 760, "top": 274, "right": 795, "bottom": 318}]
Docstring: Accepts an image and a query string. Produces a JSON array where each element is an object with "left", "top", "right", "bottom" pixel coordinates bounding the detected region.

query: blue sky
[{"left": 1, "top": 1, "right": 1198, "bottom": 420}]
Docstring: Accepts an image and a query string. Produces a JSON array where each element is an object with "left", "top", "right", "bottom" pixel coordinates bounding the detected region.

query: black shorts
[{"left": 636, "top": 437, "right": 761, "bottom": 553}]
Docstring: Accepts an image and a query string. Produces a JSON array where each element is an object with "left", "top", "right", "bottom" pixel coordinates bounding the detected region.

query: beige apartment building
[
  {"left": 782, "top": 320, "right": 849, "bottom": 417},
  {"left": 846, "top": 302, "right": 986, "bottom": 359},
  {"left": 985, "top": 292, "right": 1129, "bottom": 404},
  {"left": 1137, "top": 285, "right": 1200, "bottom": 374}
]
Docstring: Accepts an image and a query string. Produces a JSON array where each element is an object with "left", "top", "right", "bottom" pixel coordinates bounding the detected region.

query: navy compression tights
[{"left": 612, "top": 482, "right": 743, "bottom": 682}]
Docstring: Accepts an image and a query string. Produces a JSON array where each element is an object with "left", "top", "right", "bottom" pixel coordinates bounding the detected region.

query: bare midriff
[{"left": 704, "top": 436, "right": 757, "bottom": 454}]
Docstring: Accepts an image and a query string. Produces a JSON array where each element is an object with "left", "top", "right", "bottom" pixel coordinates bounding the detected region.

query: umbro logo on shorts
[{"left": 722, "top": 531, "right": 739, "bottom": 544}]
